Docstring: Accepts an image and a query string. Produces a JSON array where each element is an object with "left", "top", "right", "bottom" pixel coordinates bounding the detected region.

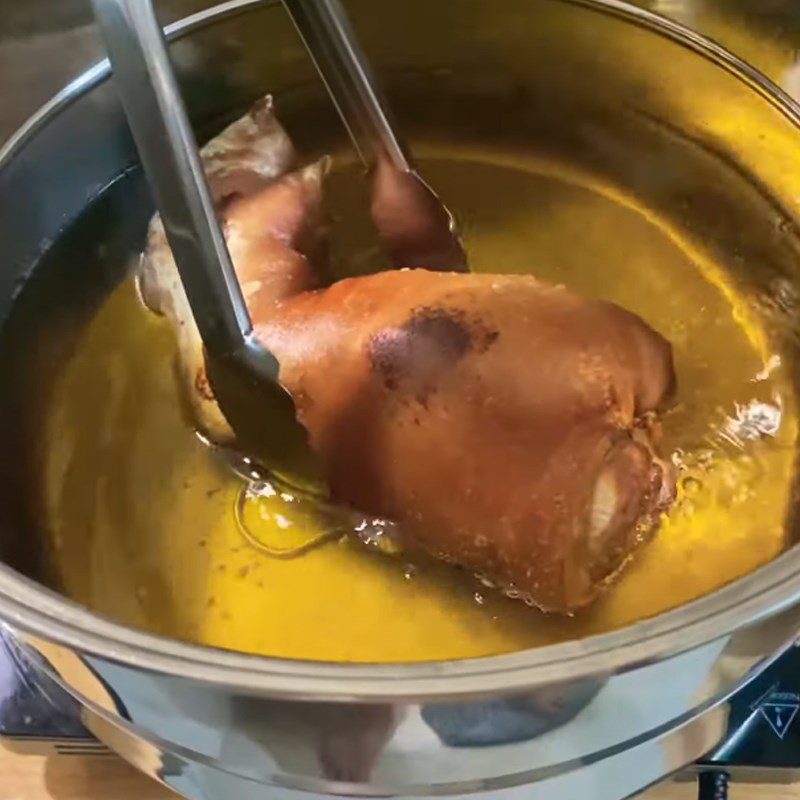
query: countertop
[{"left": 1, "top": 748, "right": 799, "bottom": 800}]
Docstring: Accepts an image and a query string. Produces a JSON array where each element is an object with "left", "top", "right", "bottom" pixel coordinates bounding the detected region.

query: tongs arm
[
  {"left": 281, "top": 0, "right": 467, "bottom": 271},
  {"left": 91, "top": 0, "right": 281, "bottom": 385},
  {"left": 281, "top": 0, "right": 409, "bottom": 173}
]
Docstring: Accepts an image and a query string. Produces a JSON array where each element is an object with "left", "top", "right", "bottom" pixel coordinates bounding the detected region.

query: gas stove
[{"left": 2, "top": 628, "right": 800, "bottom": 797}]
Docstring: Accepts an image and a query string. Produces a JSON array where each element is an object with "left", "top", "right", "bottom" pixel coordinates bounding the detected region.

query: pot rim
[{"left": 1, "top": 0, "right": 799, "bottom": 702}]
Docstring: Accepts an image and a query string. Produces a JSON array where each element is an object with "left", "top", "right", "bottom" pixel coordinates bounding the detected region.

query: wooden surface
[{"left": 2, "top": 748, "right": 799, "bottom": 800}]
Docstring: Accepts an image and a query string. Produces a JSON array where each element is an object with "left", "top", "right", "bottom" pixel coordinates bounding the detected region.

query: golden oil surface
[{"left": 41, "top": 150, "right": 797, "bottom": 662}]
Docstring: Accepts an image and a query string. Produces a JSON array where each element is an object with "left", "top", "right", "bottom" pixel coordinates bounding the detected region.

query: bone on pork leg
[{"left": 140, "top": 97, "right": 676, "bottom": 612}]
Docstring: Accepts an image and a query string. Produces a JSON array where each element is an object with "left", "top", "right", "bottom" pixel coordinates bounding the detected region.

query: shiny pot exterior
[
  {"left": 3, "top": 2, "right": 800, "bottom": 799},
  {"left": 5, "top": 617, "right": 798, "bottom": 800}
]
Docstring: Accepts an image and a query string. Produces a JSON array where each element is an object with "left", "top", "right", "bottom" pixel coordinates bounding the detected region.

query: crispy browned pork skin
[{"left": 140, "top": 96, "right": 676, "bottom": 612}]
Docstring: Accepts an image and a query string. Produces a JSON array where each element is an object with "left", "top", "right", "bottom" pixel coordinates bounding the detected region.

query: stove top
[
  {"left": 2, "top": 630, "right": 800, "bottom": 790},
  {"left": 695, "top": 643, "right": 800, "bottom": 782},
  {"left": 0, "top": 631, "right": 109, "bottom": 756}
]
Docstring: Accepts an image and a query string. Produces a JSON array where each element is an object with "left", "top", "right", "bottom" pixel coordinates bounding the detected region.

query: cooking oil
[{"left": 37, "top": 145, "right": 797, "bottom": 662}]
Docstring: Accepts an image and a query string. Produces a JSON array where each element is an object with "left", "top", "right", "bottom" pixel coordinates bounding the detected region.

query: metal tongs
[{"left": 91, "top": 0, "right": 464, "bottom": 484}]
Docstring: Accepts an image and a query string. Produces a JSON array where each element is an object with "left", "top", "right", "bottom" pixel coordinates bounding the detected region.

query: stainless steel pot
[{"left": 2, "top": 2, "right": 800, "bottom": 798}]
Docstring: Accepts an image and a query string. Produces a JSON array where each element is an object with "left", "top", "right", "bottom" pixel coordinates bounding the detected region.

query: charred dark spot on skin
[
  {"left": 368, "top": 307, "right": 498, "bottom": 398},
  {"left": 407, "top": 307, "right": 474, "bottom": 355}
]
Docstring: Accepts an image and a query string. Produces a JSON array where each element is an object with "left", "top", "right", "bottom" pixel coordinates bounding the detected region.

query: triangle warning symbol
[{"left": 760, "top": 703, "right": 799, "bottom": 739}]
